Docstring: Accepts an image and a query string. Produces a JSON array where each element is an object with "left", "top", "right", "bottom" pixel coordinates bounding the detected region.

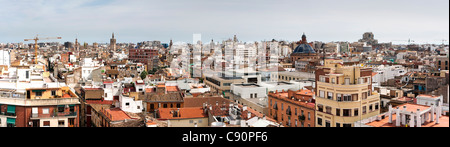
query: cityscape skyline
[{"left": 0, "top": 0, "right": 448, "bottom": 44}]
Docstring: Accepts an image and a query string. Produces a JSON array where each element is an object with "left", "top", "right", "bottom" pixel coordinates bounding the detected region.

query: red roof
[
  {"left": 104, "top": 108, "right": 133, "bottom": 121},
  {"left": 158, "top": 107, "right": 207, "bottom": 120}
]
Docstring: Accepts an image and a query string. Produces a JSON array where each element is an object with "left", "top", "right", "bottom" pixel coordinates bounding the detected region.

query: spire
[
  {"left": 112, "top": 32, "right": 115, "bottom": 39},
  {"left": 301, "top": 33, "right": 307, "bottom": 44}
]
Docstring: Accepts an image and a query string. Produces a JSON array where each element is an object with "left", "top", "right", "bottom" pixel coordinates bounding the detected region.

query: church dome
[{"left": 293, "top": 43, "right": 316, "bottom": 54}]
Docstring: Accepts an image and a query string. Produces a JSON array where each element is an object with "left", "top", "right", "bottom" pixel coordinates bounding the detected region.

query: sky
[{"left": 0, "top": 0, "right": 448, "bottom": 44}]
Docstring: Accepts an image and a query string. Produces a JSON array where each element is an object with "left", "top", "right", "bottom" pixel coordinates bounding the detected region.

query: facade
[
  {"left": 0, "top": 86, "right": 80, "bottom": 127},
  {"left": 268, "top": 89, "right": 315, "bottom": 127},
  {"left": 156, "top": 107, "right": 208, "bottom": 127},
  {"left": 128, "top": 48, "right": 159, "bottom": 70},
  {"left": 435, "top": 56, "right": 449, "bottom": 71},
  {"left": 272, "top": 71, "right": 315, "bottom": 82},
  {"left": 315, "top": 59, "right": 380, "bottom": 127}
]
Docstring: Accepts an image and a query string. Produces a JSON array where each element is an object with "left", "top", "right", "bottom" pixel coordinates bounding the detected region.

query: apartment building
[
  {"left": 315, "top": 59, "right": 380, "bottom": 127},
  {"left": 0, "top": 85, "right": 80, "bottom": 127},
  {"left": 268, "top": 89, "right": 315, "bottom": 127}
]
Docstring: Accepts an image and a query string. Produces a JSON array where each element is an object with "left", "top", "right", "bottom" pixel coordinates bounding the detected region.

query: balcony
[{"left": 31, "top": 111, "right": 77, "bottom": 119}]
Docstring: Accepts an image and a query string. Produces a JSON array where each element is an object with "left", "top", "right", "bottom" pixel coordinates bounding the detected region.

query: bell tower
[{"left": 110, "top": 32, "right": 117, "bottom": 52}]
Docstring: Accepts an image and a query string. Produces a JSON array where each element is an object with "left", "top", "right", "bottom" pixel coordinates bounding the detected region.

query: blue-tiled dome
[{"left": 293, "top": 43, "right": 316, "bottom": 54}]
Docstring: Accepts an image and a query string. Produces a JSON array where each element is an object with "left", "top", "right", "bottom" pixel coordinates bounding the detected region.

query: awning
[
  {"left": 32, "top": 89, "right": 46, "bottom": 93},
  {"left": 7, "top": 105, "right": 15, "bottom": 114},
  {"left": 7, "top": 118, "right": 15, "bottom": 124}
]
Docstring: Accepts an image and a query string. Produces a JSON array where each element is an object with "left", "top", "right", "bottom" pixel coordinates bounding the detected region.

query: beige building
[
  {"left": 315, "top": 59, "right": 380, "bottom": 127},
  {"left": 204, "top": 75, "right": 246, "bottom": 99},
  {"left": 156, "top": 107, "right": 209, "bottom": 127}
]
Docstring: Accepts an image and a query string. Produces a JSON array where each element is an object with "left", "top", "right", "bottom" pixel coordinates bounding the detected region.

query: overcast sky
[{"left": 0, "top": 0, "right": 448, "bottom": 44}]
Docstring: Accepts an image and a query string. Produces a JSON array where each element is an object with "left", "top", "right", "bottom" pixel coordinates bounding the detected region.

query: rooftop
[{"left": 158, "top": 107, "right": 207, "bottom": 120}]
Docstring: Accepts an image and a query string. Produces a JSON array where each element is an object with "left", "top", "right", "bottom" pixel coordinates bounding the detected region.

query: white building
[
  {"left": 372, "top": 65, "right": 407, "bottom": 84},
  {"left": 103, "top": 80, "right": 121, "bottom": 101},
  {"left": 0, "top": 49, "right": 10, "bottom": 66},
  {"left": 119, "top": 94, "right": 143, "bottom": 113}
]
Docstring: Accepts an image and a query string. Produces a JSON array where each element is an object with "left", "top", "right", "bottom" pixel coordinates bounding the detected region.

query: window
[
  {"left": 326, "top": 106, "right": 332, "bottom": 114},
  {"left": 126, "top": 102, "right": 130, "bottom": 106},
  {"left": 336, "top": 123, "right": 341, "bottom": 127},
  {"left": 337, "top": 94, "right": 342, "bottom": 101},
  {"left": 58, "top": 106, "right": 64, "bottom": 113},
  {"left": 345, "top": 78, "right": 350, "bottom": 85},
  {"left": 352, "top": 94, "right": 358, "bottom": 101},
  {"left": 375, "top": 103, "right": 379, "bottom": 110},
  {"left": 58, "top": 120, "right": 65, "bottom": 126},
  {"left": 43, "top": 121, "right": 50, "bottom": 127},
  {"left": 163, "top": 104, "right": 168, "bottom": 108},
  {"left": 343, "top": 94, "right": 352, "bottom": 101},
  {"left": 36, "top": 91, "right": 42, "bottom": 97},
  {"left": 327, "top": 92, "right": 333, "bottom": 100},
  {"left": 317, "top": 105, "right": 324, "bottom": 112},
  {"left": 336, "top": 108, "right": 340, "bottom": 116},
  {"left": 295, "top": 108, "right": 298, "bottom": 115},
  {"left": 319, "top": 90, "right": 325, "bottom": 98},
  {"left": 343, "top": 124, "right": 352, "bottom": 127},
  {"left": 51, "top": 90, "right": 56, "bottom": 96},
  {"left": 369, "top": 104, "right": 373, "bottom": 112},
  {"left": 317, "top": 117, "right": 322, "bottom": 126},
  {"left": 362, "top": 92, "right": 367, "bottom": 100},
  {"left": 177, "top": 104, "right": 181, "bottom": 108},
  {"left": 343, "top": 109, "right": 351, "bottom": 117},
  {"left": 325, "top": 120, "right": 331, "bottom": 127},
  {"left": 362, "top": 106, "right": 367, "bottom": 114},
  {"left": 308, "top": 112, "right": 311, "bottom": 120},
  {"left": 354, "top": 108, "right": 359, "bottom": 116},
  {"left": 43, "top": 108, "right": 49, "bottom": 114}
]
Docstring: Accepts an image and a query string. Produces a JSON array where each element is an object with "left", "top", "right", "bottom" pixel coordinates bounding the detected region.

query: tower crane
[
  {"left": 24, "top": 35, "right": 62, "bottom": 64},
  {"left": 391, "top": 38, "right": 415, "bottom": 45}
]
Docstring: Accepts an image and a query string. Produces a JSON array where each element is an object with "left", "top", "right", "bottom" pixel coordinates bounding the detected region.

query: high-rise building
[{"left": 314, "top": 59, "right": 380, "bottom": 127}]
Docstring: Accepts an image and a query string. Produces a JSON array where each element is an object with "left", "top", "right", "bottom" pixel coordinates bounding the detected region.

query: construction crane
[
  {"left": 24, "top": 35, "right": 62, "bottom": 64},
  {"left": 392, "top": 39, "right": 415, "bottom": 45}
]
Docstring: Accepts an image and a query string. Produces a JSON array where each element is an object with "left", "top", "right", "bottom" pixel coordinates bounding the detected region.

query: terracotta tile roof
[
  {"left": 158, "top": 107, "right": 207, "bottom": 120},
  {"left": 366, "top": 113, "right": 449, "bottom": 127},
  {"left": 166, "top": 86, "right": 178, "bottom": 92},
  {"left": 366, "top": 103, "right": 448, "bottom": 127},
  {"left": 104, "top": 108, "right": 133, "bottom": 122},
  {"left": 296, "top": 89, "right": 314, "bottom": 96}
]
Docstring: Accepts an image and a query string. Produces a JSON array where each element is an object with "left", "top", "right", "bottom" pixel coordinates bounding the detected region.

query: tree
[{"left": 140, "top": 70, "right": 148, "bottom": 80}]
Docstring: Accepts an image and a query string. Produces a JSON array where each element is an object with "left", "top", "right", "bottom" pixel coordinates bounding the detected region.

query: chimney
[
  {"left": 409, "top": 111, "right": 415, "bottom": 127},
  {"left": 401, "top": 106, "right": 407, "bottom": 125},
  {"left": 247, "top": 112, "right": 251, "bottom": 119},
  {"left": 243, "top": 105, "right": 247, "bottom": 112},
  {"left": 430, "top": 104, "right": 435, "bottom": 122},
  {"left": 395, "top": 108, "right": 401, "bottom": 127},
  {"left": 388, "top": 105, "right": 393, "bottom": 123},
  {"left": 416, "top": 109, "right": 422, "bottom": 127}
]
